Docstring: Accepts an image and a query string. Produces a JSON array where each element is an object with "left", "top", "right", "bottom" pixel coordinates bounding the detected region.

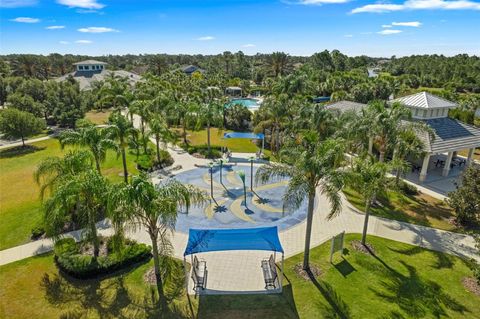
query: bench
[
  {"left": 261, "top": 255, "right": 278, "bottom": 289},
  {"left": 191, "top": 256, "right": 207, "bottom": 291}
]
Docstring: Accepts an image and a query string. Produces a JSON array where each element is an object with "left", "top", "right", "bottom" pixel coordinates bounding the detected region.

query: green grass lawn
[
  {"left": 0, "top": 138, "right": 139, "bottom": 250},
  {"left": 85, "top": 109, "right": 112, "bottom": 125},
  {"left": 1, "top": 234, "right": 478, "bottom": 318},
  {"left": 342, "top": 187, "right": 467, "bottom": 233},
  {"left": 175, "top": 127, "right": 273, "bottom": 157}
]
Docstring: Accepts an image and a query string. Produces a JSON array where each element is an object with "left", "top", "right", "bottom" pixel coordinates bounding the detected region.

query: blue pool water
[
  {"left": 226, "top": 98, "right": 261, "bottom": 109},
  {"left": 171, "top": 165, "right": 308, "bottom": 233}
]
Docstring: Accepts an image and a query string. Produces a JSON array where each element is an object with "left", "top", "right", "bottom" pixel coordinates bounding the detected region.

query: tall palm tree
[
  {"left": 347, "top": 155, "right": 391, "bottom": 245},
  {"left": 392, "top": 128, "right": 425, "bottom": 185},
  {"left": 34, "top": 149, "right": 93, "bottom": 199},
  {"left": 130, "top": 99, "right": 152, "bottom": 154},
  {"left": 44, "top": 169, "right": 108, "bottom": 258},
  {"left": 110, "top": 175, "right": 206, "bottom": 308},
  {"left": 109, "top": 113, "right": 136, "bottom": 183},
  {"left": 256, "top": 132, "right": 345, "bottom": 270},
  {"left": 149, "top": 114, "right": 172, "bottom": 166},
  {"left": 267, "top": 52, "right": 290, "bottom": 77},
  {"left": 59, "top": 125, "right": 118, "bottom": 174},
  {"left": 197, "top": 87, "right": 224, "bottom": 157}
]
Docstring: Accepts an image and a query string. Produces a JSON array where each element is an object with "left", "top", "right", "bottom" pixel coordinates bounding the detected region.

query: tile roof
[
  {"left": 72, "top": 60, "right": 108, "bottom": 65},
  {"left": 393, "top": 91, "right": 457, "bottom": 109},
  {"left": 415, "top": 117, "right": 480, "bottom": 153},
  {"left": 55, "top": 70, "right": 141, "bottom": 90}
]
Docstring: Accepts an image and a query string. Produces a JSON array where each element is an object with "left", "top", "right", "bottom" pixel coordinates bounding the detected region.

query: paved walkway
[
  {"left": 0, "top": 135, "right": 53, "bottom": 149},
  {"left": 1, "top": 116, "right": 478, "bottom": 294}
]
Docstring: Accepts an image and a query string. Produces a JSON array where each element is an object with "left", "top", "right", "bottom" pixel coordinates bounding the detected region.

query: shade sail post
[
  {"left": 280, "top": 253, "right": 284, "bottom": 292},
  {"left": 183, "top": 257, "right": 188, "bottom": 293}
]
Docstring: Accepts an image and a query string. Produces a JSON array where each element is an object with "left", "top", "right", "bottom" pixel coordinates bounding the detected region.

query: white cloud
[
  {"left": 296, "top": 0, "right": 350, "bottom": 4},
  {"left": 10, "top": 17, "right": 40, "bottom": 23},
  {"left": 0, "top": 0, "right": 37, "bottom": 8},
  {"left": 46, "top": 25, "right": 65, "bottom": 30},
  {"left": 382, "top": 24, "right": 392, "bottom": 28},
  {"left": 59, "top": 41, "right": 70, "bottom": 44},
  {"left": 75, "top": 39, "right": 92, "bottom": 44},
  {"left": 242, "top": 44, "right": 256, "bottom": 47},
  {"left": 392, "top": 21, "right": 422, "bottom": 27},
  {"left": 78, "top": 27, "right": 118, "bottom": 33},
  {"left": 57, "top": 0, "right": 104, "bottom": 9},
  {"left": 344, "top": 34, "right": 353, "bottom": 37},
  {"left": 196, "top": 36, "right": 215, "bottom": 41},
  {"left": 352, "top": 0, "right": 480, "bottom": 14},
  {"left": 378, "top": 29, "right": 403, "bottom": 35}
]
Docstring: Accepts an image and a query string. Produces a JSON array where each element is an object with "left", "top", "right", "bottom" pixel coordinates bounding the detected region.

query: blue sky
[{"left": 1, "top": 0, "right": 479, "bottom": 57}]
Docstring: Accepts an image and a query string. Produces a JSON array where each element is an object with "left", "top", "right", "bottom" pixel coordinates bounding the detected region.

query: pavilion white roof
[
  {"left": 392, "top": 92, "right": 457, "bottom": 109},
  {"left": 73, "top": 60, "right": 107, "bottom": 65}
]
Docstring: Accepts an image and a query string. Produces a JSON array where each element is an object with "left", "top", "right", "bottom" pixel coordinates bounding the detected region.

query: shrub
[
  {"left": 54, "top": 237, "right": 78, "bottom": 256},
  {"left": 447, "top": 166, "right": 480, "bottom": 225},
  {"left": 54, "top": 238, "right": 151, "bottom": 279},
  {"left": 155, "top": 149, "right": 174, "bottom": 168},
  {"left": 136, "top": 154, "right": 154, "bottom": 171},
  {"left": 30, "top": 226, "right": 45, "bottom": 240},
  {"left": 182, "top": 144, "right": 222, "bottom": 158}
]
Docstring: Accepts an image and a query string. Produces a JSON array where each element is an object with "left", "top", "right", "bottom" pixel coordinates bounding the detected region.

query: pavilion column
[
  {"left": 442, "top": 151, "right": 454, "bottom": 177},
  {"left": 419, "top": 154, "right": 431, "bottom": 182},
  {"left": 466, "top": 148, "right": 475, "bottom": 166}
]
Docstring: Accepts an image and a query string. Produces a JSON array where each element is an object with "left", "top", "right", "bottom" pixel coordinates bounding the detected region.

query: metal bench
[
  {"left": 191, "top": 256, "right": 207, "bottom": 291},
  {"left": 261, "top": 255, "right": 278, "bottom": 289}
]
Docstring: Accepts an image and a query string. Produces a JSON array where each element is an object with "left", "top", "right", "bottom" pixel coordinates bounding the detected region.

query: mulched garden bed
[
  {"left": 144, "top": 267, "right": 156, "bottom": 285},
  {"left": 350, "top": 240, "right": 376, "bottom": 255},
  {"left": 462, "top": 277, "right": 480, "bottom": 296},
  {"left": 293, "top": 263, "right": 322, "bottom": 281}
]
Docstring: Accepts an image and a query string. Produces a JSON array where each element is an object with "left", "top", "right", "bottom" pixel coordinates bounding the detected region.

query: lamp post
[{"left": 248, "top": 156, "right": 255, "bottom": 191}]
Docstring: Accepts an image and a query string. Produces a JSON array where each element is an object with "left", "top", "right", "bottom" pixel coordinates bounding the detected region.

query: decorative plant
[{"left": 237, "top": 171, "right": 247, "bottom": 207}]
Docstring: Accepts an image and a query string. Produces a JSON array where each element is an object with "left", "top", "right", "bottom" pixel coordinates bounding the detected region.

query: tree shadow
[
  {"left": 388, "top": 246, "right": 455, "bottom": 269},
  {"left": 213, "top": 205, "right": 227, "bottom": 214},
  {"left": 371, "top": 260, "right": 468, "bottom": 318},
  {"left": 307, "top": 269, "right": 352, "bottom": 319},
  {"left": 0, "top": 144, "right": 46, "bottom": 158},
  {"left": 40, "top": 259, "right": 194, "bottom": 319}
]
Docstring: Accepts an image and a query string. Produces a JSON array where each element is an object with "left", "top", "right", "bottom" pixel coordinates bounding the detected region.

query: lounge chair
[
  {"left": 261, "top": 255, "right": 277, "bottom": 289},
  {"left": 192, "top": 256, "right": 207, "bottom": 291}
]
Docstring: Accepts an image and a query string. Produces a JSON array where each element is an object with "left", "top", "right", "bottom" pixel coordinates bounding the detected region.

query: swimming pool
[{"left": 226, "top": 98, "right": 261, "bottom": 110}]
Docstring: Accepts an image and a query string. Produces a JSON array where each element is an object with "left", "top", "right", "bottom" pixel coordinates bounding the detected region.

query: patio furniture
[
  {"left": 191, "top": 256, "right": 207, "bottom": 291},
  {"left": 261, "top": 254, "right": 278, "bottom": 289},
  {"left": 434, "top": 159, "right": 445, "bottom": 168},
  {"left": 411, "top": 164, "right": 421, "bottom": 173}
]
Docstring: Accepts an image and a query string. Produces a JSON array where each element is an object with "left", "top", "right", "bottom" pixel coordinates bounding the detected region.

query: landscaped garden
[
  {"left": 0, "top": 138, "right": 140, "bottom": 250},
  {"left": 1, "top": 234, "right": 478, "bottom": 318}
]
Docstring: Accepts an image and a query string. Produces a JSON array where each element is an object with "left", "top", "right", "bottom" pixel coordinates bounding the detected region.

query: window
[
  {"left": 78, "top": 65, "right": 84, "bottom": 70},
  {"left": 414, "top": 109, "right": 419, "bottom": 117},
  {"left": 435, "top": 109, "right": 440, "bottom": 117},
  {"left": 423, "top": 110, "right": 427, "bottom": 118},
  {"left": 100, "top": 65, "right": 103, "bottom": 69}
]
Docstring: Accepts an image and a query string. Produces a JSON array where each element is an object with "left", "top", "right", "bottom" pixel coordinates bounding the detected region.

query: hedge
[{"left": 54, "top": 238, "right": 151, "bottom": 279}]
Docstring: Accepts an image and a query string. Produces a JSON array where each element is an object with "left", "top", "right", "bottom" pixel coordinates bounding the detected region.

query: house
[
  {"left": 393, "top": 92, "right": 480, "bottom": 182},
  {"left": 180, "top": 65, "right": 205, "bottom": 76},
  {"left": 55, "top": 60, "right": 142, "bottom": 90}
]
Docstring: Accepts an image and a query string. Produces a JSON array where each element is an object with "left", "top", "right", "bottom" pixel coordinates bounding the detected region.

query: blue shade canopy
[
  {"left": 184, "top": 226, "right": 283, "bottom": 256},
  {"left": 223, "top": 132, "right": 264, "bottom": 140}
]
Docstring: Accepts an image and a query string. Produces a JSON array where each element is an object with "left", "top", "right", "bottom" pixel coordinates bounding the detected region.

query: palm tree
[
  {"left": 347, "top": 155, "right": 391, "bottom": 245},
  {"left": 110, "top": 175, "right": 206, "bottom": 308},
  {"left": 197, "top": 87, "right": 224, "bottom": 157},
  {"left": 267, "top": 52, "right": 290, "bottom": 77},
  {"left": 59, "top": 125, "right": 118, "bottom": 174},
  {"left": 44, "top": 169, "right": 108, "bottom": 258},
  {"left": 109, "top": 113, "right": 136, "bottom": 183},
  {"left": 34, "top": 149, "right": 93, "bottom": 199},
  {"left": 256, "top": 132, "right": 345, "bottom": 271},
  {"left": 392, "top": 128, "right": 425, "bottom": 185},
  {"left": 149, "top": 114, "right": 172, "bottom": 166},
  {"left": 130, "top": 99, "right": 152, "bottom": 154}
]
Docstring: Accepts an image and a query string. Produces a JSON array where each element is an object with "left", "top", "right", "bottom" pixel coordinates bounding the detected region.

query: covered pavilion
[
  {"left": 392, "top": 92, "right": 480, "bottom": 182},
  {"left": 183, "top": 227, "right": 284, "bottom": 295}
]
